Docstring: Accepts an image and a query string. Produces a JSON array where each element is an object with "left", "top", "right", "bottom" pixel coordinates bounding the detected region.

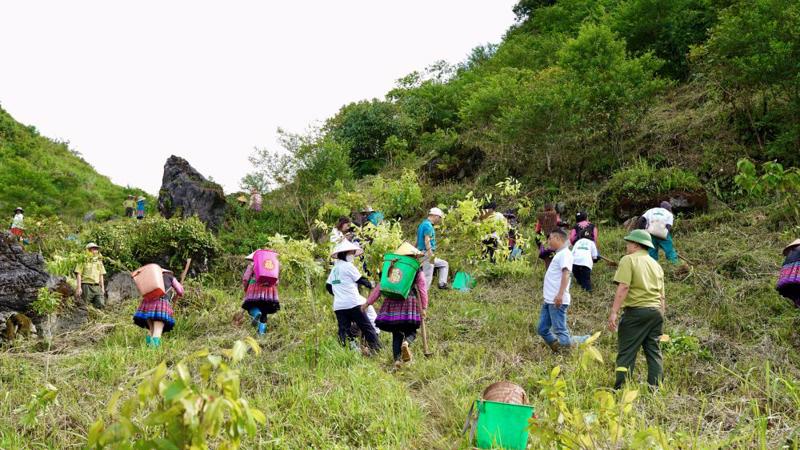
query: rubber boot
[
  {"left": 151, "top": 337, "right": 161, "bottom": 348},
  {"left": 257, "top": 322, "right": 267, "bottom": 335},
  {"left": 249, "top": 308, "right": 262, "bottom": 328},
  {"left": 145, "top": 335, "right": 152, "bottom": 347}
]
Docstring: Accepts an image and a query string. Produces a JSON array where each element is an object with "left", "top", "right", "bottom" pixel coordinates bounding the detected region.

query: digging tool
[
  {"left": 599, "top": 255, "right": 618, "bottom": 267},
  {"left": 180, "top": 258, "right": 192, "bottom": 284},
  {"left": 420, "top": 316, "right": 433, "bottom": 357}
]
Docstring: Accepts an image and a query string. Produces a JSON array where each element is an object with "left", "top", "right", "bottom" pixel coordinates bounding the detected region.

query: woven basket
[{"left": 482, "top": 381, "right": 529, "bottom": 405}]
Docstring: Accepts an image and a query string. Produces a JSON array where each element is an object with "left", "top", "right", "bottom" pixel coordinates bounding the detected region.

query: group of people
[{"left": 122, "top": 195, "right": 147, "bottom": 219}]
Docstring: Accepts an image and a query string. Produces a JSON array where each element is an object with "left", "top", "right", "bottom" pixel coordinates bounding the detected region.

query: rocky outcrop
[
  {"left": 0, "top": 233, "right": 50, "bottom": 315},
  {"left": 614, "top": 190, "right": 708, "bottom": 221},
  {"left": 39, "top": 276, "right": 88, "bottom": 337},
  {"left": 106, "top": 272, "right": 138, "bottom": 305},
  {"left": 158, "top": 155, "right": 227, "bottom": 231}
]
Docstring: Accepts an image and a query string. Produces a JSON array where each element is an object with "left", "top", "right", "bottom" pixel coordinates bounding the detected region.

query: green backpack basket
[
  {"left": 380, "top": 254, "right": 421, "bottom": 299},
  {"left": 462, "top": 400, "right": 535, "bottom": 450}
]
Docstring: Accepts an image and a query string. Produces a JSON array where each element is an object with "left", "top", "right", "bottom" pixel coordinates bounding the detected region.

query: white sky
[{"left": 0, "top": 1, "right": 516, "bottom": 194}]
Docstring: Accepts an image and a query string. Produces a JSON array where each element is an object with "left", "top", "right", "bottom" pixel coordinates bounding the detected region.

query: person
[
  {"left": 75, "top": 243, "right": 107, "bottom": 309},
  {"left": 325, "top": 240, "right": 381, "bottom": 353},
  {"left": 330, "top": 217, "right": 353, "bottom": 245},
  {"left": 366, "top": 242, "right": 428, "bottom": 368},
  {"left": 136, "top": 196, "right": 146, "bottom": 220},
  {"left": 570, "top": 211, "right": 598, "bottom": 246},
  {"left": 537, "top": 229, "right": 589, "bottom": 352},
  {"left": 638, "top": 201, "right": 679, "bottom": 264},
  {"left": 416, "top": 207, "right": 449, "bottom": 290},
  {"left": 9, "top": 207, "right": 24, "bottom": 239},
  {"left": 362, "top": 206, "right": 384, "bottom": 227},
  {"left": 572, "top": 237, "right": 599, "bottom": 292},
  {"left": 535, "top": 204, "right": 561, "bottom": 268},
  {"left": 506, "top": 211, "right": 523, "bottom": 259},
  {"left": 123, "top": 195, "right": 136, "bottom": 218},
  {"left": 607, "top": 229, "right": 666, "bottom": 390},
  {"left": 481, "top": 201, "right": 508, "bottom": 263},
  {"left": 249, "top": 188, "right": 263, "bottom": 212},
  {"left": 777, "top": 239, "right": 800, "bottom": 308},
  {"left": 242, "top": 250, "right": 280, "bottom": 335},
  {"left": 133, "top": 267, "right": 184, "bottom": 348}
]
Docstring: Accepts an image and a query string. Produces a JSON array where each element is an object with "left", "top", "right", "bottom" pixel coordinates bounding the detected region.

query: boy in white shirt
[
  {"left": 572, "top": 238, "right": 599, "bottom": 292},
  {"left": 326, "top": 240, "right": 381, "bottom": 353},
  {"left": 537, "top": 229, "right": 589, "bottom": 352}
]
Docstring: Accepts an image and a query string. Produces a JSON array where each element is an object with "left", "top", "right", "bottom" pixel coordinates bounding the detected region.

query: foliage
[
  {"left": 530, "top": 333, "right": 672, "bottom": 448},
  {"left": 438, "top": 192, "right": 511, "bottom": 271},
  {"left": 83, "top": 216, "right": 222, "bottom": 273},
  {"left": 356, "top": 221, "right": 405, "bottom": 277},
  {"left": 661, "top": 334, "right": 712, "bottom": 360},
  {"left": 31, "top": 288, "right": 63, "bottom": 316},
  {"left": 317, "top": 180, "right": 368, "bottom": 225},
  {"left": 600, "top": 160, "right": 703, "bottom": 206},
  {"left": 367, "top": 170, "right": 423, "bottom": 219},
  {"left": 86, "top": 339, "right": 265, "bottom": 449},
  {"left": 735, "top": 158, "right": 800, "bottom": 224},
  {"left": 17, "top": 384, "right": 59, "bottom": 430},
  {"left": 265, "top": 234, "right": 325, "bottom": 287}
]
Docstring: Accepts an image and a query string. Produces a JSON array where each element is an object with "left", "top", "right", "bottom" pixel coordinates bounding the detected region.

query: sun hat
[
  {"left": 660, "top": 201, "right": 673, "bottom": 211},
  {"left": 331, "top": 240, "right": 363, "bottom": 257},
  {"left": 394, "top": 241, "right": 423, "bottom": 257},
  {"left": 783, "top": 239, "right": 800, "bottom": 256},
  {"left": 623, "top": 229, "right": 654, "bottom": 249},
  {"left": 85, "top": 242, "right": 100, "bottom": 250},
  {"left": 245, "top": 250, "right": 257, "bottom": 260},
  {"left": 363, "top": 206, "right": 375, "bottom": 213},
  {"left": 14, "top": 207, "right": 23, "bottom": 213},
  {"left": 428, "top": 207, "right": 445, "bottom": 218},
  {"left": 137, "top": 196, "right": 146, "bottom": 201}
]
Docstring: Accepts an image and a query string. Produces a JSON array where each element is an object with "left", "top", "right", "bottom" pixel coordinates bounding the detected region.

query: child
[
  {"left": 133, "top": 267, "right": 183, "bottom": 348},
  {"left": 366, "top": 242, "right": 428, "bottom": 367},
  {"left": 537, "top": 229, "right": 589, "bottom": 352},
  {"left": 571, "top": 237, "right": 599, "bottom": 292},
  {"left": 326, "top": 240, "right": 381, "bottom": 353},
  {"left": 242, "top": 250, "right": 280, "bottom": 335}
]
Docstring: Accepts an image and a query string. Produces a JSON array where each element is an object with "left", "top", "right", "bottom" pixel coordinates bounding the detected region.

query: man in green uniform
[
  {"left": 75, "top": 243, "right": 107, "bottom": 309},
  {"left": 607, "top": 229, "right": 666, "bottom": 390}
]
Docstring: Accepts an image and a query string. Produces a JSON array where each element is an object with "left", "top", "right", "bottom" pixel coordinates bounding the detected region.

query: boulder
[
  {"left": 614, "top": 190, "right": 708, "bottom": 221},
  {"left": 39, "top": 276, "right": 88, "bottom": 337},
  {"left": 0, "top": 232, "right": 50, "bottom": 315},
  {"left": 106, "top": 272, "right": 139, "bottom": 305},
  {"left": 158, "top": 155, "right": 227, "bottom": 231}
]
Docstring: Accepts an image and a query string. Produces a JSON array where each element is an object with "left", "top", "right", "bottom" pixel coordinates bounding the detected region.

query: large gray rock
[
  {"left": 0, "top": 233, "right": 50, "bottom": 315},
  {"left": 158, "top": 155, "right": 227, "bottom": 231},
  {"left": 40, "top": 276, "right": 87, "bottom": 337},
  {"left": 106, "top": 272, "right": 138, "bottom": 305}
]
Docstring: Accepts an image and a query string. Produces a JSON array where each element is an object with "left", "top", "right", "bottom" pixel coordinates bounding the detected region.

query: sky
[{"left": 0, "top": 1, "right": 517, "bottom": 195}]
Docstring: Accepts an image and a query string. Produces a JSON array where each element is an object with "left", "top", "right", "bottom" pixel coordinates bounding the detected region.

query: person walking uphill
[
  {"left": 777, "top": 239, "right": 800, "bottom": 308},
  {"left": 537, "top": 229, "right": 589, "bottom": 352},
  {"left": 133, "top": 267, "right": 184, "bottom": 348},
  {"left": 136, "top": 196, "right": 146, "bottom": 220},
  {"left": 570, "top": 211, "right": 598, "bottom": 246},
  {"left": 535, "top": 204, "right": 561, "bottom": 269},
  {"left": 242, "top": 251, "right": 280, "bottom": 335},
  {"left": 366, "top": 242, "right": 428, "bottom": 368},
  {"left": 75, "top": 243, "right": 107, "bottom": 309},
  {"left": 608, "top": 229, "right": 666, "bottom": 390},
  {"left": 123, "top": 195, "right": 136, "bottom": 218},
  {"left": 638, "top": 201, "right": 679, "bottom": 264},
  {"left": 9, "top": 207, "right": 24, "bottom": 239},
  {"left": 417, "top": 207, "right": 449, "bottom": 290},
  {"left": 326, "top": 240, "right": 381, "bottom": 353}
]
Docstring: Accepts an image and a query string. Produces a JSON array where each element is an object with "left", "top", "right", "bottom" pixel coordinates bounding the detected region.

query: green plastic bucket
[
  {"left": 380, "top": 254, "right": 421, "bottom": 299},
  {"left": 452, "top": 271, "right": 476, "bottom": 292},
  {"left": 475, "top": 400, "right": 535, "bottom": 450}
]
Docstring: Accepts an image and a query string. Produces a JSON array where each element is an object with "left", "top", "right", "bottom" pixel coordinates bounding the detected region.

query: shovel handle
[
  {"left": 180, "top": 258, "right": 192, "bottom": 284},
  {"left": 421, "top": 317, "right": 431, "bottom": 355}
]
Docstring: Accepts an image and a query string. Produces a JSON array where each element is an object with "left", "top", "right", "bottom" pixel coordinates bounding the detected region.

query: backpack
[{"left": 573, "top": 222, "right": 595, "bottom": 242}]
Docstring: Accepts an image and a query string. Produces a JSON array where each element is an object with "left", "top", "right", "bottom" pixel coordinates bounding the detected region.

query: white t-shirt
[
  {"left": 543, "top": 245, "right": 572, "bottom": 305},
  {"left": 326, "top": 260, "right": 367, "bottom": 311},
  {"left": 330, "top": 228, "right": 345, "bottom": 244},
  {"left": 643, "top": 208, "right": 674, "bottom": 227},
  {"left": 572, "top": 238, "right": 598, "bottom": 269}
]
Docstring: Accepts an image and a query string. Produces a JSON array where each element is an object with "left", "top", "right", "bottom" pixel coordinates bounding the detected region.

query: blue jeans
[
  {"left": 649, "top": 233, "right": 679, "bottom": 263},
  {"left": 537, "top": 303, "right": 588, "bottom": 347}
]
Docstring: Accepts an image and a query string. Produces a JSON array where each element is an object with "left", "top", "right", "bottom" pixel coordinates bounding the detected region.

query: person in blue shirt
[
  {"left": 416, "top": 207, "right": 449, "bottom": 290},
  {"left": 136, "top": 196, "right": 146, "bottom": 220},
  {"left": 362, "top": 206, "right": 384, "bottom": 227}
]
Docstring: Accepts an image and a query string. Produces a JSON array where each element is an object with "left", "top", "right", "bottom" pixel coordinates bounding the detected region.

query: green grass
[{"left": 1, "top": 215, "right": 799, "bottom": 448}]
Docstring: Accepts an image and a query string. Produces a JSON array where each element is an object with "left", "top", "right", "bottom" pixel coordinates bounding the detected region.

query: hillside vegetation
[{"left": 0, "top": 106, "right": 146, "bottom": 220}]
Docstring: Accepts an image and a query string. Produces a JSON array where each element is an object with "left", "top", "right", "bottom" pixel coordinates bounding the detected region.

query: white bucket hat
[
  {"left": 429, "top": 207, "right": 445, "bottom": 218},
  {"left": 85, "top": 242, "right": 100, "bottom": 250},
  {"left": 331, "top": 239, "right": 363, "bottom": 257}
]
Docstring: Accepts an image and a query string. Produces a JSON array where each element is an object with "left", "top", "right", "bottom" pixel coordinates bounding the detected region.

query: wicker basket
[{"left": 482, "top": 381, "right": 529, "bottom": 405}]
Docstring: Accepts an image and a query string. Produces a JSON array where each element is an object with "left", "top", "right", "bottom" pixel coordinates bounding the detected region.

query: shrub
[{"left": 367, "top": 170, "right": 423, "bottom": 219}]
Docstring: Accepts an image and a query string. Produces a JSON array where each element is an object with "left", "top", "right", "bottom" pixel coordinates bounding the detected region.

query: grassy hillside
[
  {"left": 1, "top": 209, "right": 798, "bottom": 448},
  {"left": 0, "top": 106, "right": 146, "bottom": 221}
]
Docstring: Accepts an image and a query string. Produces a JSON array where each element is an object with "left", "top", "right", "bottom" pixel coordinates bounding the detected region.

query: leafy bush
[
  {"left": 265, "top": 234, "right": 325, "bottom": 287},
  {"left": 735, "top": 159, "right": 800, "bottom": 227},
  {"left": 367, "top": 170, "right": 423, "bottom": 219},
  {"left": 83, "top": 216, "right": 221, "bottom": 273},
  {"left": 317, "top": 181, "right": 368, "bottom": 225},
  {"left": 356, "top": 221, "right": 405, "bottom": 277},
  {"left": 87, "top": 339, "right": 265, "bottom": 449}
]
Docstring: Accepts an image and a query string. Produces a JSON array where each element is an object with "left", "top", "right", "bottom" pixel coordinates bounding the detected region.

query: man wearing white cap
[
  {"left": 326, "top": 240, "right": 381, "bottom": 353},
  {"left": 416, "top": 207, "right": 449, "bottom": 290}
]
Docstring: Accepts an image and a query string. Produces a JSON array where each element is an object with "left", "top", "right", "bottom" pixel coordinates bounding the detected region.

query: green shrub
[{"left": 367, "top": 170, "right": 423, "bottom": 219}]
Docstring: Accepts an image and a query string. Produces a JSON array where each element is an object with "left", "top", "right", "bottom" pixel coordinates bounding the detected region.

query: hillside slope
[{"left": 0, "top": 106, "right": 143, "bottom": 220}]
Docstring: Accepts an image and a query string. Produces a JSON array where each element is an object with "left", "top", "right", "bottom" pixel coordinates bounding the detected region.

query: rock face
[
  {"left": 614, "top": 190, "right": 708, "bottom": 221},
  {"left": 0, "top": 233, "right": 50, "bottom": 315},
  {"left": 0, "top": 233, "right": 88, "bottom": 338},
  {"left": 106, "top": 272, "right": 139, "bottom": 305},
  {"left": 158, "top": 155, "right": 227, "bottom": 231}
]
